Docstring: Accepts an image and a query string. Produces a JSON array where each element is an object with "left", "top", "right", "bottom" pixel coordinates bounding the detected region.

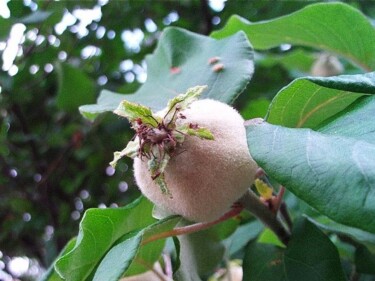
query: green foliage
[
  {"left": 40, "top": 238, "right": 77, "bottom": 281},
  {"left": 243, "top": 218, "right": 346, "bottom": 281},
  {"left": 56, "top": 62, "right": 96, "bottom": 112},
  {"left": 355, "top": 245, "right": 375, "bottom": 274},
  {"left": 2, "top": 1, "right": 375, "bottom": 280},
  {"left": 212, "top": 2, "right": 375, "bottom": 71},
  {"left": 79, "top": 27, "right": 254, "bottom": 119},
  {"left": 55, "top": 197, "right": 155, "bottom": 280},
  {"left": 246, "top": 115, "right": 375, "bottom": 233},
  {"left": 174, "top": 218, "right": 239, "bottom": 281},
  {"left": 266, "top": 73, "right": 375, "bottom": 128},
  {"left": 93, "top": 216, "right": 181, "bottom": 280}
]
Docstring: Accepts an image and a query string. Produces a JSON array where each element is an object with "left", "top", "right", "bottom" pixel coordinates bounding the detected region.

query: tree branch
[
  {"left": 238, "top": 189, "right": 291, "bottom": 245},
  {"left": 200, "top": 0, "right": 213, "bottom": 35}
]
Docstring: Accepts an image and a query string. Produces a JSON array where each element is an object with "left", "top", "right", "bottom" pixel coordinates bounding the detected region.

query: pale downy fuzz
[{"left": 134, "top": 99, "right": 258, "bottom": 222}]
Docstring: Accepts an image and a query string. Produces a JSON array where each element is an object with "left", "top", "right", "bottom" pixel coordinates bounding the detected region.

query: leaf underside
[
  {"left": 212, "top": 2, "right": 375, "bottom": 71},
  {"left": 80, "top": 27, "right": 254, "bottom": 120}
]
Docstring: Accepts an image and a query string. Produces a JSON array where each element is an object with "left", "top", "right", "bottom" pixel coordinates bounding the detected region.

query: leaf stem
[
  {"left": 238, "top": 189, "right": 291, "bottom": 245},
  {"left": 142, "top": 205, "right": 243, "bottom": 245}
]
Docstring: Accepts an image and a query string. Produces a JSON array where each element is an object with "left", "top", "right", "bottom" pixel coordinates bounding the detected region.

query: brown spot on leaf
[
  {"left": 170, "top": 67, "right": 181, "bottom": 74},
  {"left": 212, "top": 63, "right": 224, "bottom": 72},
  {"left": 208, "top": 56, "right": 221, "bottom": 65}
]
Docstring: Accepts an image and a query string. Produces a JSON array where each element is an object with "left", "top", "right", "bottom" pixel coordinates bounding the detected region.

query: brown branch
[
  {"left": 200, "top": 0, "right": 213, "bottom": 35},
  {"left": 142, "top": 205, "right": 243, "bottom": 245},
  {"left": 238, "top": 189, "right": 291, "bottom": 245},
  {"left": 10, "top": 103, "right": 41, "bottom": 165}
]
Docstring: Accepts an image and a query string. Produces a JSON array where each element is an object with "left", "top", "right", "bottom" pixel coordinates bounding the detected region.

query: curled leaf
[
  {"left": 148, "top": 153, "right": 171, "bottom": 196},
  {"left": 185, "top": 126, "right": 214, "bottom": 140},
  {"left": 110, "top": 140, "right": 139, "bottom": 168},
  {"left": 114, "top": 100, "right": 160, "bottom": 127}
]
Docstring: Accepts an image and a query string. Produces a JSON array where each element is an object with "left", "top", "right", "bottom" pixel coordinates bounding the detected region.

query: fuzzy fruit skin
[{"left": 134, "top": 99, "right": 257, "bottom": 222}]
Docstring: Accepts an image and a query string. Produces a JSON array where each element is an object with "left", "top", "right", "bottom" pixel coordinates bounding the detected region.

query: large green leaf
[
  {"left": 55, "top": 62, "right": 96, "bottom": 112},
  {"left": 265, "top": 72, "right": 375, "bottom": 129},
  {"left": 79, "top": 27, "right": 254, "bottom": 120},
  {"left": 309, "top": 216, "right": 375, "bottom": 246},
  {"left": 318, "top": 95, "right": 375, "bottom": 143},
  {"left": 40, "top": 238, "right": 77, "bottom": 281},
  {"left": 243, "top": 218, "right": 346, "bottom": 281},
  {"left": 212, "top": 2, "right": 375, "bottom": 71},
  {"left": 224, "top": 220, "right": 263, "bottom": 256},
  {"left": 174, "top": 218, "right": 238, "bottom": 281},
  {"left": 93, "top": 216, "right": 181, "bottom": 281},
  {"left": 243, "top": 243, "right": 285, "bottom": 281},
  {"left": 246, "top": 105, "right": 375, "bottom": 233},
  {"left": 124, "top": 216, "right": 181, "bottom": 276},
  {"left": 258, "top": 49, "right": 315, "bottom": 74},
  {"left": 355, "top": 245, "right": 375, "bottom": 274},
  {"left": 55, "top": 197, "right": 156, "bottom": 281}
]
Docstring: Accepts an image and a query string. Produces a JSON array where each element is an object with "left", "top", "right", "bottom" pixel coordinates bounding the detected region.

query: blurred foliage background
[{"left": 0, "top": 0, "right": 374, "bottom": 280}]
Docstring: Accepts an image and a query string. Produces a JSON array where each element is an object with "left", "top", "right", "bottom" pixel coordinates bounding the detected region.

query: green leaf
[
  {"left": 79, "top": 27, "right": 254, "bottom": 119},
  {"left": 225, "top": 220, "right": 263, "bottom": 256},
  {"left": 265, "top": 72, "right": 375, "bottom": 129},
  {"left": 0, "top": 17, "right": 12, "bottom": 40},
  {"left": 309, "top": 216, "right": 375, "bottom": 246},
  {"left": 93, "top": 216, "right": 181, "bottom": 281},
  {"left": 318, "top": 95, "right": 375, "bottom": 144},
  {"left": 257, "top": 228, "right": 285, "bottom": 248},
  {"left": 179, "top": 125, "right": 215, "bottom": 140},
  {"left": 93, "top": 233, "right": 140, "bottom": 281},
  {"left": 283, "top": 218, "right": 346, "bottom": 280},
  {"left": 40, "top": 238, "right": 77, "bottom": 281},
  {"left": 125, "top": 216, "right": 181, "bottom": 276},
  {"left": 174, "top": 219, "right": 235, "bottom": 281},
  {"left": 241, "top": 98, "right": 270, "bottom": 120},
  {"left": 20, "top": 9, "right": 64, "bottom": 26},
  {"left": 243, "top": 242, "right": 285, "bottom": 281},
  {"left": 79, "top": 91, "right": 122, "bottom": 121},
  {"left": 355, "top": 245, "right": 375, "bottom": 274},
  {"left": 19, "top": 10, "right": 53, "bottom": 24},
  {"left": 212, "top": 2, "right": 375, "bottom": 71},
  {"left": 243, "top": 218, "right": 346, "bottom": 281},
  {"left": 55, "top": 197, "right": 156, "bottom": 281},
  {"left": 258, "top": 49, "right": 316, "bottom": 74},
  {"left": 246, "top": 116, "right": 375, "bottom": 234},
  {"left": 55, "top": 62, "right": 96, "bottom": 112},
  {"left": 113, "top": 100, "right": 159, "bottom": 127}
]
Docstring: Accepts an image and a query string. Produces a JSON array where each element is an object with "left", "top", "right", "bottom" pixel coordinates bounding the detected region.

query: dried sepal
[
  {"left": 111, "top": 85, "right": 214, "bottom": 196},
  {"left": 148, "top": 153, "right": 171, "bottom": 197},
  {"left": 178, "top": 124, "right": 214, "bottom": 140},
  {"left": 164, "top": 85, "right": 207, "bottom": 125},
  {"left": 110, "top": 139, "right": 139, "bottom": 168}
]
